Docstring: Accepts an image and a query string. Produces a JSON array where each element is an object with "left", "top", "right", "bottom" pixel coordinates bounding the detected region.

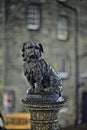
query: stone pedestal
[{"left": 22, "top": 92, "right": 65, "bottom": 130}]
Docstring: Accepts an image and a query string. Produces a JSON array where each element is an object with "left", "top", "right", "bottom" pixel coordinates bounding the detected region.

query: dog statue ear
[
  {"left": 39, "top": 43, "right": 44, "bottom": 53},
  {"left": 22, "top": 42, "right": 26, "bottom": 52}
]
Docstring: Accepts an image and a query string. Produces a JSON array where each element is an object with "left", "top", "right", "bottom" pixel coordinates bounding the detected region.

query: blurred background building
[{"left": 0, "top": 0, "right": 87, "bottom": 128}]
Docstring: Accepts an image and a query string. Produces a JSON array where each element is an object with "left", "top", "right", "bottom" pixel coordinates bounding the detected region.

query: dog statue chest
[{"left": 27, "top": 61, "right": 43, "bottom": 80}]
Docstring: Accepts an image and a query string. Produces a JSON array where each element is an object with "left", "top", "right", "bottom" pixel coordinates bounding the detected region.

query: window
[
  {"left": 57, "top": 15, "right": 68, "bottom": 40},
  {"left": 27, "top": 4, "right": 40, "bottom": 30},
  {"left": 58, "top": 55, "right": 71, "bottom": 79},
  {"left": 80, "top": 56, "right": 87, "bottom": 78},
  {"left": 3, "top": 89, "right": 15, "bottom": 113}
]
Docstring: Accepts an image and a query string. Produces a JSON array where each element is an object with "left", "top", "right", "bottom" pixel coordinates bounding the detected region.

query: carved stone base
[{"left": 22, "top": 91, "right": 65, "bottom": 130}]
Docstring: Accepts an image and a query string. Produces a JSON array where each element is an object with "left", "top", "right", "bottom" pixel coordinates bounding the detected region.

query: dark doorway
[{"left": 82, "top": 92, "right": 87, "bottom": 124}]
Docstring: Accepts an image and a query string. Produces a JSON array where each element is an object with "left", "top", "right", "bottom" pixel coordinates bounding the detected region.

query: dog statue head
[{"left": 22, "top": 41, "right": 44, "bottom": 62}]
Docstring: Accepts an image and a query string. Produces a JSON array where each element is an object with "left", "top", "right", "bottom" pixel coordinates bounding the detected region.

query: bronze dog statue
[{"left": 22, "top": 41, "right": 63, "bottom": 95}]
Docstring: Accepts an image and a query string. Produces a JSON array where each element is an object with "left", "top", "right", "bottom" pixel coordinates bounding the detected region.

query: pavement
[{"left": 61, "top": 125, "right": 87, "bottom": 130}]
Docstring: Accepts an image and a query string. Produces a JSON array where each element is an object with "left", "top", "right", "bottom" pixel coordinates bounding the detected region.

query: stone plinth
[{"left": 22, "top": 91, "right": 65, "bottom": 130}]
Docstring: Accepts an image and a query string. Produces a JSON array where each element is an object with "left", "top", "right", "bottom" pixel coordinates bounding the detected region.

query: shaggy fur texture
[{"left": 22, "top": 41, "right": 63, "bottom": 94}]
